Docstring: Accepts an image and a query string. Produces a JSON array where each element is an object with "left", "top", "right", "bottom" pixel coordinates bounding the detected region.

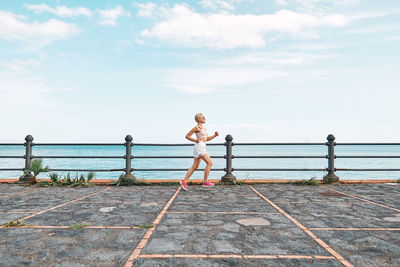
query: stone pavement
[{"left": 0, "top": 183, "right": 399, "bottom": 266}]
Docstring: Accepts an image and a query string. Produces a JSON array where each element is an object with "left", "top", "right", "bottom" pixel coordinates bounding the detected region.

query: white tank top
[{"left": 195, "top": 125, "right": 207, "bottom": 139}]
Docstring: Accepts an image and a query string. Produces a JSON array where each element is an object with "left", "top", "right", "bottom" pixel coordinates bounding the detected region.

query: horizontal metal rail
[
  {"left": 33, "top": 143, "right": 124, "bottom": 146},
  {"left": 47, "top": 168, "right": 124, "bottom": 172},
  {"left": 131, "top": 168, "right": 225, "bottom": 171},
  {"left": 32, "top": 156, "right": 125, "bottom": 159},
  {"left": 233, "top": 168, "right": 327, "bottom": 171},
  {"left": 0, "top": 143, "right": 24, "bottom": 146},
  {"left": 336, "top": 143, "right": 400, "bottom": 145},
  {"left": 133, "top": 143, "right": 224, "bottom": 146},
  {"left": 234, "top": 143, "right": 325, "bottom": 146},
  {"left": 0, "top": 156, "right": 25, "bottom": 159},
  {"left": 233, "top": 155, "right": 327, "bottom": 159},
  {"left": 0, "top": 168, "right": 23, "bottom": 171},
  {"left": 336, "top": 156, "right": 400, "bottom": 158},
  {"left": 336, "top": 168, "right": 400, "bottom": 171},
  {"left": 132, "top": 156, "right": 225, "bottom": 159}
]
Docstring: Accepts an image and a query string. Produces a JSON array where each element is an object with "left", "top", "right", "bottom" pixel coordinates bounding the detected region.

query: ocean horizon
[{"left": 1, "top": 144, "right": 399, "bottom": 181}]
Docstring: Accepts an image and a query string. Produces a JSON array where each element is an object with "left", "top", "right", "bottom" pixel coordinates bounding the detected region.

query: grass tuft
[
  {"left": 5, "top": 220, "right": 26, "bottom": 227},
  {"left": 137, "top": 224, "right": 155, "bottom": 229},
  {"left": 289, "top": 178, "right": 320, "bottom": 186},
  {"left": 69, "top": 223, "right": 90, "bottom": 230}
]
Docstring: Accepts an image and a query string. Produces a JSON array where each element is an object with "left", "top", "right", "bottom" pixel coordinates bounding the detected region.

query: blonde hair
[{"left": 194, "top": 113, "right": 203, "bottom": 122}]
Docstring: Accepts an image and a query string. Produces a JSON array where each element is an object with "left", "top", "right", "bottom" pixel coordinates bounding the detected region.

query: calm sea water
[{"left": 0, "top": 145, "right": 399, "bottom": 180}]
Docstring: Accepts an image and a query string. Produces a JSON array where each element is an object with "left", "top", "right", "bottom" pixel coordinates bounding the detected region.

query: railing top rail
[
  {"left": 336, "top": 143, "right": 400, "bottom": 145},
  {"left": 33, "top": 143, "right": 124, "bottom": 146},
  {"left": 132, "top": 143, "right": 224, "bottom": 146},
  {"left": 234, "top": 143, "right": 326, "bottom": 146},
  {"left": 0, "top": 143, "right": 24, "bottom": 146}
]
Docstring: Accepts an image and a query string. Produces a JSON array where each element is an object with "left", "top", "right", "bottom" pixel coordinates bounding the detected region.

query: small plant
[
  {"left": 38, "top": 172, "right": 95, "bottom": 187},
  {"left": 111, "top": 173, "right": 150, "bottom": 186},
  {"left": 137, "top": 224, "right": 155, "bottom": 229},
  {"left": 4, "top": 220, "right": 26, "bottom": 227},
  {"left": 69, "top": 222, "right": 90, "bottom": 230},
  {"left": 22, "top": 159, "right": 49, "bottom": 184},
  {"left": 290, "top": 178, "right": 320, "bottom": 186},
  {"left": 322, "top": 176, "right": 333, "bottom": 184}
]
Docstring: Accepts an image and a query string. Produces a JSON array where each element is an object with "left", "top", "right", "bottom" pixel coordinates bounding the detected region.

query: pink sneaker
[
  {"left": 179, "top": 180, "right": 188, "bottom": 191},
  {"left": 202, "top": 181, "right": 215, "bottom": 187}
]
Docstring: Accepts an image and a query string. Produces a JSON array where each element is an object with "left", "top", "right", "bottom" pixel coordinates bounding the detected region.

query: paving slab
[
  {"left": 135, "top": 258, "right": 342, "bottom": 267},
  {"left": 0, "top": 187, "right": 102, "bottom": 212},
  {"left": 170, "top": 185, "right": 276, "bottom": 212},
  {"left": 0, "top": 228, "right": 145, "bottom": 267},
  {"left": 276, "top": 201, "right": 400, "bottom": 228},
  {"left": 252, "top": 184, "right": 356, "bottom": 203},
  {"left": 0, "top": 184, "right": 34, "bottom": 196},
  {"left": 142, "top": 213, "right": 330, "bottom": 256},
  {"left": 25, "top": 202, "right": 161, "bottom": 226},
  {"left": 314, "top": 230, "right": 400, "bottom": 266},
  {"left": 324, "top": 184, "right": 400, "bottom": 196}
]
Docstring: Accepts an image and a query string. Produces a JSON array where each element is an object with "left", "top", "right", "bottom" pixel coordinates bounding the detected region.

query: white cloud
[
  {"left": 135, "top": 38, "right": 145, "bottom": 45},
  {"left": 200, "top": 0, "right": 235, "bottom": 10},
  {"left": 134, "top": 2, "right": 157, "bottom": 17},
  {"left": 212, "top": 51, "right": 338, "bottom": 66},
  {"left": 163, "top": 67, "right": 286, "bottom": 94},
  {"left": 0, "top": 10, "right": 80, "bottom": 45},
  {"left": 141, "top": 5, "right": 349, "bottom": 49},
  {"left": 275, "top": 0, "right": 288, "bottom": 6},
  {"left": 4, "top": 59, "right": 42, "bottom": 72},
  {"left": 24, "top": 4, "right": 92, "bottom": 18},
  {"left": 296, "top": 0, "right": 360, "bottom": 11},
  {"left": 97, "top": 5, "right": 130, "bottom": 26}
]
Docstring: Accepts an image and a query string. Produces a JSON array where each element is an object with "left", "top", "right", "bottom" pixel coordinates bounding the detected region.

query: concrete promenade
[{"left": 0, "top": 183, "right": 399, "bottom": 266}]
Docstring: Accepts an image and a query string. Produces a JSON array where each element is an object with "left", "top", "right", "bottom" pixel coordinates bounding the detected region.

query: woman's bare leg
[
  {"left": 183, "top": 157, "right": 201, "bottom": 182},
  {"left": 200, "top": 153, "right": 213, "bottom": 182}
]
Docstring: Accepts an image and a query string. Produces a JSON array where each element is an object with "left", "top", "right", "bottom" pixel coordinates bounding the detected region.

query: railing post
[
  {"left": 221, "top": 134, "right": 236, "bottom": 183},
  {"left": 324, "top": 134, "right": 339, "bottom": 183},
  {"left": 19, "top": 135, "right": 34, "bottom": 183},
  {"left": 122, "top": 135, "right": 136, "bottom": 180}
]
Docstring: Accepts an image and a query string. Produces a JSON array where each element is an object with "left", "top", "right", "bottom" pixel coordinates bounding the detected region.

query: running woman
[{"left": 180, "top": 113, "right": 219, "bottom": 191}]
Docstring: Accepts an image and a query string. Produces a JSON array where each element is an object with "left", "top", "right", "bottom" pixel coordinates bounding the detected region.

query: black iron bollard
[
  {"left": 19, "top": 135, "right": 34, "bottom": 183},
  {"left": 221, "top": 134, "right": 236, "bottom": 183},
  {"left": 323, "top": 134, "right": 339, "bottom": 183},
  {"left": 122, "top": 135, "right": 136, "bottom": 180}
]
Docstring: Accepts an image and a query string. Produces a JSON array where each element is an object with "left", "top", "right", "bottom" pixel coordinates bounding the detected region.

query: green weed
[
  {"left": 69, "top": 223, "right": 89, "bottom": 230},
  {"left": 137, "top": 224, "right": 155, "bottom": 229},
  {"left": 4, "top": 220, "right": 26, "bottom": 227}
]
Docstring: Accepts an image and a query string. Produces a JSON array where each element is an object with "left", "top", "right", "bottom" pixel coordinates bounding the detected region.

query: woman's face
[{"left": 200, "top": 115, "right": 206, "bottom": 123}]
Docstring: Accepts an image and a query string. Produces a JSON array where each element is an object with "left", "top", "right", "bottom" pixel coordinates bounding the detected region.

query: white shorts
[{"left": 193, "top": 141, "right": 207, "bottom": 158}]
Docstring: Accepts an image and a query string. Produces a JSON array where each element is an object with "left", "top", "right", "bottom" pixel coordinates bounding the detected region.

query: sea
[{"left": 0, "top": 144, "right": 399, "bottom": 181}]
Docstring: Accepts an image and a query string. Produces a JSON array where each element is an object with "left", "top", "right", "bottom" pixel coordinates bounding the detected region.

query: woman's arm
[
  {"left": 206, "top": 131, "right": 219, "bottom": 141},
  {"left": 186, "top": 126, "right": 200, "bottom": 143}
]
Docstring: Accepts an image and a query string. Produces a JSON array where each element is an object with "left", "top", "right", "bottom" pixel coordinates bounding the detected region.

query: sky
[{"left": 0, "top": 0, "right": 399, "bottom": 143}]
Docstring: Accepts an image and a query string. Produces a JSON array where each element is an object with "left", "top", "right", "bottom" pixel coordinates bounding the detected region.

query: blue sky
[{"left": 0, "top": 0, "right": 399, "bottom": 143}]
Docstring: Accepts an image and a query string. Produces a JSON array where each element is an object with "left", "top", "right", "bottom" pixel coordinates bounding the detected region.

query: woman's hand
[
  {"left": 195, "top": 139, "right": 199, "bottom": 143},
  {"left": 214, "top": 131, "right": 219, "bottom": 137}
]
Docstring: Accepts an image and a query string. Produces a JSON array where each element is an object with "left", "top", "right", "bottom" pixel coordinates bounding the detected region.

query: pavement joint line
[
  {"left": 0, "top": 211, "right": 36, "bottom": 214},
  {"left": 321, "top": 186, "right": 400, "bottom": 212},
  {"left": 137, "top": 254, "right": 336, "bottom": 260},
  {"left": 0, "top": 188, "right": 37, "bottom": 199},
  {"left": 18, "top": 187, "right": 111, "bottom": 222},
  {"left": 124, "top": 186, "right": 182, "bottom": 266},
  {"left": 165, "top": 211, "right": 281, "bottom": 214},
  {"left": 273, "top": 201, "right": 361, "bottom": 204},
  {"left": 0, "top": 225, "right": 141, "bottom": 229},
  {"left": 309, "top": 227, "right": 400, "bottom": 231},
  {"left": 249, "top": 185, "right": 354, "bottom": 267}
]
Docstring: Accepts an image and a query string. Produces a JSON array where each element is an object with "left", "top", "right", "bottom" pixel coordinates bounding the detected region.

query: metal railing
[{"left": 1, "top": 134, "right": 400, "bottom": 182}]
